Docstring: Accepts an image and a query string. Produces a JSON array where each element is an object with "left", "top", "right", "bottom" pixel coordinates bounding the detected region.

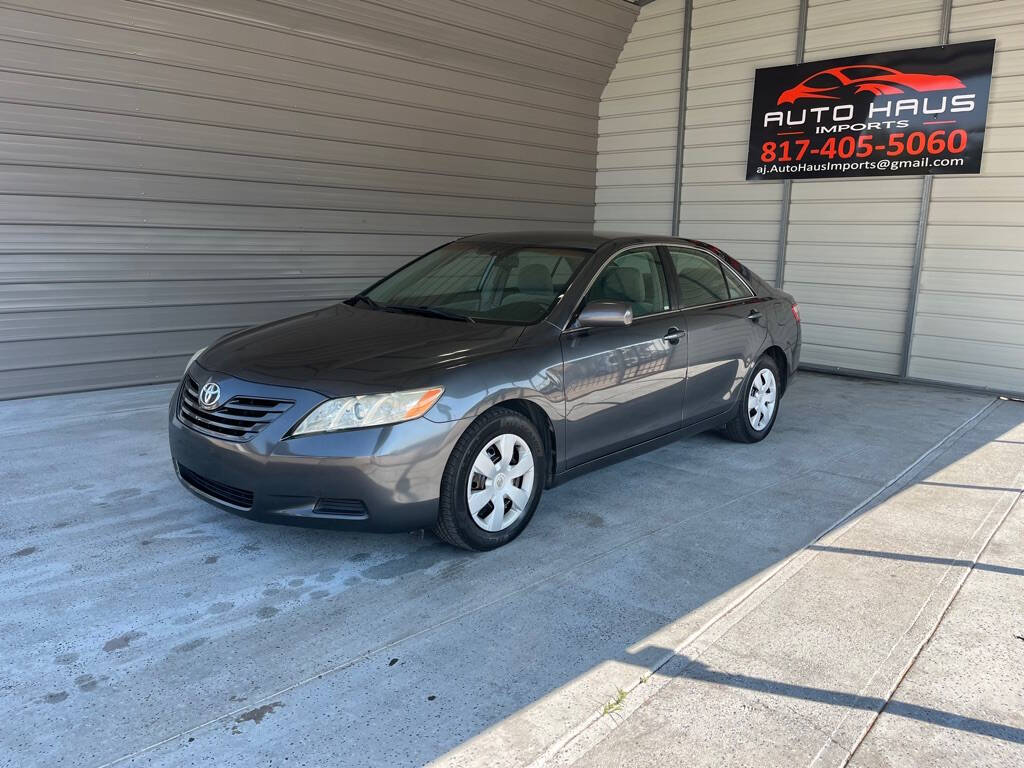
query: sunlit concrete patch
[
  {"left": 562, "top": 400, "right": 1023, "bottom": 768},
  {"left": 847, "top": 492, "right": 1024, "bottom": 767}
]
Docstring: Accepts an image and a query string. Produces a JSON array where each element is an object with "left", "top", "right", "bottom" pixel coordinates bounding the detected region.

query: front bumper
[{"left": 168, "top": 366, "right": 463, "bottom": 532}]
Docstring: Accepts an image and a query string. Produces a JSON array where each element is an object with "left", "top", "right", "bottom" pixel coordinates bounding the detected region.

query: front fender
[{"left": 423, "top": 339, "right": 566, "bottom": 467}]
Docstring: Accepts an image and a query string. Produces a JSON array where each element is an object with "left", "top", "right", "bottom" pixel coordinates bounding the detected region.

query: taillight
[{"left": 790, "top": 303, "right": 801, "bottom": 324}]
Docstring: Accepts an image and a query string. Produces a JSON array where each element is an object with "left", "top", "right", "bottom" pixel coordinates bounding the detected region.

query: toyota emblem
[{"left": 199, "top": 381, "right": 221, "bottom": 410}]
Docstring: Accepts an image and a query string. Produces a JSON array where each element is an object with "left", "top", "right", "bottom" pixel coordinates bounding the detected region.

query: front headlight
[
  {"left": 292, "top": 387, "right": 444, "bottom": 436},
  {"left": 184, "top": 346, "right": 207, "bottom": 375}
]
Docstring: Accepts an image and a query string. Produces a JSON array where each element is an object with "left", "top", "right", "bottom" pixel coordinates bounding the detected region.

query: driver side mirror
[{"left": 578, "top": 301, "right": 633, "bottom": 327}]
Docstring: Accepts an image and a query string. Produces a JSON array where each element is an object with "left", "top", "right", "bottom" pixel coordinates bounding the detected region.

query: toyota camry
[{"left": 169, "top": 232, "right": 801, "bottom": 550}]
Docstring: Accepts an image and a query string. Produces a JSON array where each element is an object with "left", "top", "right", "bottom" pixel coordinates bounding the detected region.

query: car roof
[{"left": 456, "top": 230, "right": 699, "bottom": 251}]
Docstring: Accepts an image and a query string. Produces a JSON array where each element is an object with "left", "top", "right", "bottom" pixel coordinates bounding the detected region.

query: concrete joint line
[
  {"left": 0, "top": 402, "right": 171, "bottom": 439},
  {"left": 95, "top": 423, "right": 901, "bottom": 767},
  {"left": 95, "top": 398, "right": 999, "bottom": 768},
  {"left": 530, "top": 397, "right": 1000, "bottom": 767},
  {"left": 827, "top": 484, "right": 1024, "bottom": 766}
]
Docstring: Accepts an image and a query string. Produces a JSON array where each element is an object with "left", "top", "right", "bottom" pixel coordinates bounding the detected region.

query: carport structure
[
  {"left": 0, "top": 0, "right": 1021, "bottom": 399},
  {"left": 1, "top": 1, "right": 1023, "bottom": 766}
]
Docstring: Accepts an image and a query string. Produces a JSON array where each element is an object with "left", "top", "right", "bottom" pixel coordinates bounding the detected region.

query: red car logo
[{"left": 777, "top": 65, "right": 966, "bottom": 105}]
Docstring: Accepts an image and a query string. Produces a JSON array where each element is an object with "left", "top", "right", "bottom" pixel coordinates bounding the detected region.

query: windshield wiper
[
  {"left": 346, "top": 294, "right": 383, "bottom": 310},
  {"left": 386, "top": 305, "right": 476, "bottom": 323},
  {"left": 347, "top": 295, "right": 475, "bottom": 323}
]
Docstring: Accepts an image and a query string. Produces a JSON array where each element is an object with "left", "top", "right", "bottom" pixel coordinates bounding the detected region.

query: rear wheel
[
  {"left": 724, "top": 355, "right": 781, "bottom": 443},
  {"left": 433, "top": 408, "right": 544, "bottom": 551}
]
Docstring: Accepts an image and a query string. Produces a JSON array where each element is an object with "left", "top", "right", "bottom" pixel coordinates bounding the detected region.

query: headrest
[
  {"left": 518, "top": 263, "right": 553, "bottom": 294},
  {"left": 602, "top": 266, "right": 645, "bottom": 303}
]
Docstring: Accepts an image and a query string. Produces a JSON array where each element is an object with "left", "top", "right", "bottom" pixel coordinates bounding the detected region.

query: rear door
[{"left": 665, "top": 246, "right": 768, "bottom": 425}]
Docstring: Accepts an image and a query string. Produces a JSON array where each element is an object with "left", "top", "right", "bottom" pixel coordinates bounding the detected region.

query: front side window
[
  {"left": 668, "top": 248, "right": 750, "bottom": 307},
  {"left": 364, "top": 243, "right": 588, "bottom": 324},
  {"left": 585, "top": 248, "right": 669, "bottom": 319}
]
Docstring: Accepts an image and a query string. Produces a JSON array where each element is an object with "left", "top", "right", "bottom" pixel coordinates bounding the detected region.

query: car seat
[
  {"left": 501, "top": 263, "right": 553, "bottom": 305},
  {"left": 597, "top": 266, "right": 653, "bottom": 316}
]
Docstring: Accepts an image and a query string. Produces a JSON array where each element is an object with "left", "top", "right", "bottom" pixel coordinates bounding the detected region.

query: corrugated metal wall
[
  {"left": 596, "top": 0, "right": 1024, "bottom": 396},
  {"left": 679, "top": 0, "right": 799, "bottom": 284},
  {"left": 0, "top": 0, "right": 638, "bottom": 399},
  {"left": 785, "top": 0, "right": 943, "bottom": 375},
  {"left": 595, "top": 0, "right": 685, "bottom": 234},
  {"left": 908, "top": 0, "right": 1024, "bottom": 392}
]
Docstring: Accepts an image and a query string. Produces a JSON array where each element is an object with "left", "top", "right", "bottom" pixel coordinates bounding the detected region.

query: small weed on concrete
[{"left": 601, "top": 688, "right": 628, "bottom": 717}]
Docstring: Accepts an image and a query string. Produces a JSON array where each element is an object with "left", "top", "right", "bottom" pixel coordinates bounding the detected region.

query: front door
[
  {"left": 561, "top": 246, "right": 688, "bottom": 468},
  {"left": 665, "top": 246, "right": 768, "bottom": 425}
]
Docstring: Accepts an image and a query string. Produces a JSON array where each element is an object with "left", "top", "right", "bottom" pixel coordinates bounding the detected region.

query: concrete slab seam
[
  {"left": 0, "top": 403, "right": 172, "bottom": 439},
  {"left": 94, "top": 415, "right": 948, "bottom": 768},
  {"left": 531, "top": 397, "right": 1000, "bottom": 767},
  {"left": 89, "top": 396, "right": 1001, "bottom": 768},
  {"left": 830, "top": 483, "right": 1024, "bottom": 767}
]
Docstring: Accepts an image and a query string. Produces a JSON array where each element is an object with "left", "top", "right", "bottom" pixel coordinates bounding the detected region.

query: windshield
[{"left": 361, "top": 242, "right": 590, "bottom": 324}]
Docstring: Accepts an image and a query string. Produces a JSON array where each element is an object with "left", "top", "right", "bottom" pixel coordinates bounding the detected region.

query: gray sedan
[{"left": 169, "top": 231, "right": 801, "bottom": 550}]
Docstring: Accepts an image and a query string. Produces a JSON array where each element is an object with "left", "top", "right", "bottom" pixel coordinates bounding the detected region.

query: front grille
[
  {"left": 178, "top": 375, "right": 292, "bottom": 441},
  {"left": 178, "top": 464, "right": 254, "bottom": 509}
]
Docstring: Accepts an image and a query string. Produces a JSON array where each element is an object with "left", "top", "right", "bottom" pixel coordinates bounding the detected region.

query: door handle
[
  {"left": 663, "top": 327, "right": 684, "bottom": 345},
  {"left": 747, "top": 309, "right": 763, "bottom": 322}
]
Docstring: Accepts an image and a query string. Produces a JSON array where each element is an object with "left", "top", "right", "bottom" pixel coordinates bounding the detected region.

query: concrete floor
[{"left": 1, "top": 372, "right": 1021, "bottom": 767}]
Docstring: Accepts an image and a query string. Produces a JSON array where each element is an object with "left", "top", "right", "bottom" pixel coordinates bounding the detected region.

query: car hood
[{"left": 200, "top": 303, "right": 525, "bottom": 397}]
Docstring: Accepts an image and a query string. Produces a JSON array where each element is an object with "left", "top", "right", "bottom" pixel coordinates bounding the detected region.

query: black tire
[
  {"left": 724, "top": 355, "right": 782, "bottom": 443},
  {"left": 433, "top": 407, "right": 545, "bottom": 551}
]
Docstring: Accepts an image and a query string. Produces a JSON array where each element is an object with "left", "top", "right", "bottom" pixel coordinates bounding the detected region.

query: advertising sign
[{"left": 746, "top": 39, "right": 995, "bottom": 180}]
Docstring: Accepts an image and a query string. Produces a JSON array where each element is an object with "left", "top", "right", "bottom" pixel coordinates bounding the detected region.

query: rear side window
[
  {"left": 669, "top": 248, "right": 726, "bottom": 306},
  {"left": 668, "top": 248, "right": 751, "bottom": 307},
  {"left": 721, "top": 263, "right": 752, "bottom": 299}
]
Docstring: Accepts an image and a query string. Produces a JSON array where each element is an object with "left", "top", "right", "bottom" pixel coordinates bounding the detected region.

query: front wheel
[
  {"left": 724, "top": 355, "right": 781, "bottom": 443},
  {"left": 433, "top": 408, "right": 544, "bottom": 551}
]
